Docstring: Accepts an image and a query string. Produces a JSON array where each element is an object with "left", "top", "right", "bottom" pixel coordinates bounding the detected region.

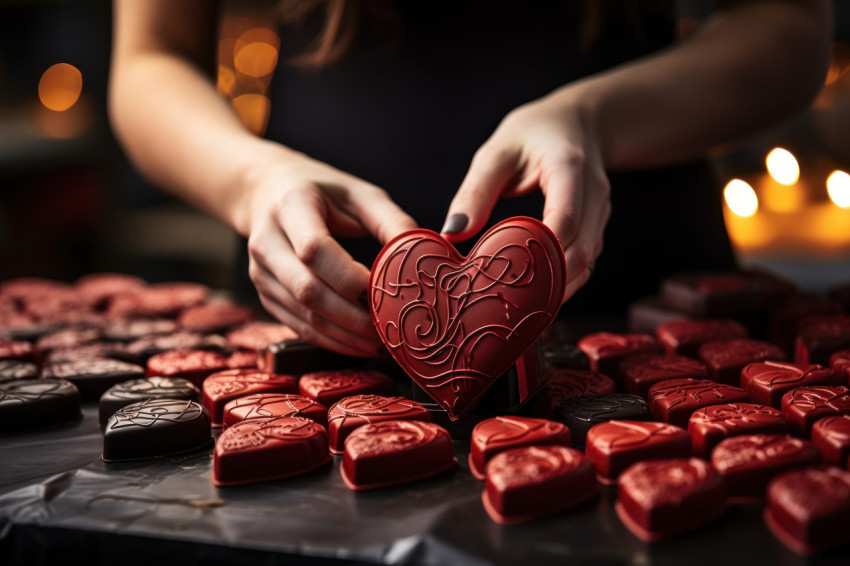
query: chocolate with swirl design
[
  {"left": 328, "top": 395, "right": 431, "bottom": 454},
  {"left": 299, "top": 369, "right": 394, "bottom": 407},
  {"left": 618, "top": 353, "right": 708, "bottom": 398},
  {"left": 585, "top": 420, "right": 691, "bottom": 484},
  {"left": 213, "top": 416, "right": 331, "bottom": 486},
  {"left": 765, "top": 466, "right": 850, "bottom": 556},
  {"left": 226, "top": 321, "right": 297, "bottom": 352},
  {"left": 0, "top": 379, "right": 81, "bottom": 432},
  {"left": 482, "top": 445, "right": 597, "bottom": 524},
  {"left": 656, "top": 319, "right": 748, "bottom": 358},
  {"left": 811, "top": 414, "right": 850, "bottom": 466},
  {"left": 202, "top": 369, "right": 298, "bottom": 427},
  {"left": 341, "top": 420, "right": 456, "bottom": 490},
  {"left": 711, "top": 434, "right": 820, "bottom": 501},
  {"left": 744, "top": 361, "right": 841, "bottom": 408},
  {"left": 781, "top": 385, "right": 850, "bottom": 436},
  {"left": 538, "top": 368, "right": 616, "bottom": 417},
  {"left": 102, "top": 398, "right": 212, "bottom": 462},
  {"left": 577, "top": 332, "right": 663, "bottom": 382},
  {"left": 146, "top": 348, "right": 229, "bottom": 388},
  {"left": 616, "top": 458, "right": 728, "bottom": 543},
  {"left": 469, "top": 416, "right": 572, "bottom": 479},
  {"left": 687, "top": 402, "right": 788, "bottom": 457},
  {"left": 698, "top": 338, "right": 787, "bottom": 385},
  {"left": 369, "top": 217, "right": 566, "bottom": 421},
  {"left": 42, "top": 358, "right": 146, "bottom": 401},
  {"left": 0, "top": 359, "right": 38, "bottom": 383},
  {"left": 98, "top": 376, "right": 200, "bottom": 428},
  {"left": 223, "top": 393, "right": 328, "bottom": 429},
  {"left": 552, "top": 393, "right": 650, "bottom": 447},
  {"left": 647, "top": 378, "right": 749, "bottom": 428}
]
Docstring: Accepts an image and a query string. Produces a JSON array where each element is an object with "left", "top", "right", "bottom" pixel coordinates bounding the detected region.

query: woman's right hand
[{"left": 243, "top": 149, "right": 417, "bottom": 357}]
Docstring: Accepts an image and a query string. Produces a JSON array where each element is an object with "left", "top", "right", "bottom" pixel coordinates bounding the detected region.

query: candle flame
[
  {"left": 724, "top": 179, "right": 759, "bottom": 217},
  {"left": 766, "top": 148, "right": 800, "bottom": 185},
  {"left": 827, "top": 170, "right": 850, "bottom": 208}
]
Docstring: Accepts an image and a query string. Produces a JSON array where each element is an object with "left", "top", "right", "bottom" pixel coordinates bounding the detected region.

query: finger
[
  {"left": 345, "top": 184, "right": 418, "bottom": 245},
  {"left": 540, "top": 153, "right": 585, "bottom": 249},
  {"left": 250, "top": 256, "right": 380, "bottom": 357},
  {"left": 278, "top": 189, "right": 371, "bottom": 303},
  {"left": 441, "top": 144, "right": 519, "bottom": 243}
]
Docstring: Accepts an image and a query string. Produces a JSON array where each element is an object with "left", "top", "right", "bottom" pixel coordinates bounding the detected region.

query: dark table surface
[{"left": 2, "top": 399, "right": 850, "bottom": 566}]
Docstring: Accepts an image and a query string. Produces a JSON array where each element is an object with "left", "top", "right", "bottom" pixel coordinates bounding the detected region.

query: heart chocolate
[{"left": 369, "top": 217, "right": 566, "bottom": 420}]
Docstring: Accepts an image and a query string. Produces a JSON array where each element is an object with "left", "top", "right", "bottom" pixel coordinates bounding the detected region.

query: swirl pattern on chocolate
[
  {"left": 205, "top": 370, "right": 295, "bottom": 397},
  {"left": 329, "top": 395, "right": 426, "bottom": 426},
  {"left": 690, "top": 403, "right": 785, "bottom": 432},
  {"left": 107, "top": 398, "right": 207, "bottom": 430},
  {"left": 649, "top": 378, "right": 746, "bottom": 410},
  {"left": 589, "top": 420, "right": 685, "bottom": 453},
  {"left": 107, "top": 377, "right": 199, "bottom": 400},
  {"left": 345, "top": 420, "right": 444, "bottom": 458},
  {"left": 619, "top": 458, "right": 715, "bottom": 508},
  {"left": 217, "top": 416, "right": 325, "bottom": 454},
  {"left": 0, "top": 379, "right": 79, "bottom": 403},
  {"left": 783, "top": 385, "right": 850, "bottom": 412},
  {"left": 711, "top": 434, "right": 818, "bottom": 472},
  {"left": 578, "top": 333, "right": 658, "bottom": 357},
  {"left": 225, "top": 393, "right": 321, "bottom": 422},
  {"left": 487, "top": 445, "right": 587, "bottom": 490},
  {"left": 472, "top": 416, "right": 567, "bottom": 449}
]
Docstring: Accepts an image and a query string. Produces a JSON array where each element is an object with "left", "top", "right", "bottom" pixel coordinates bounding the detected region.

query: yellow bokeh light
[
  {"left": 761, "top": 177, "right": 805, "bottom": 213},
  {"left": 231, "top": 94, "right": 271, "bottom": 136},
  {"left": 765, "top": 147, "right": 800, "bottom": 185},
  {"left": 724, "top": 179, "right": 758, "bottom": 217},
  {"left": 38, "top": 63, "right": 82, "bottom": 112},
  {"left": 234, "top": 42, "right": 279, "bottom": 78},
  {"left": 827, "top": 170, "right": 850, "bottom": 208},
  {"left": 217, "top": 65, "right": 236, "bottom": 96},
  {"left": 234, "top": 27, "right": 280, "bottom": 54}
]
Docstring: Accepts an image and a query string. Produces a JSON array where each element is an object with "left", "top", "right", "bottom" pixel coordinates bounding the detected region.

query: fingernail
[
  {"left": 357, "top": 291, "right": 369, "bottom": 308},
  {"left": 441, "top": 213, "right": 468, "bottom": 235}
]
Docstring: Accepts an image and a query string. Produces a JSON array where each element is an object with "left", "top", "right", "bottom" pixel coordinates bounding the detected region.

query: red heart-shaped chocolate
[{"left": 369, "top": 217, "right": 566, "bottom": 420}]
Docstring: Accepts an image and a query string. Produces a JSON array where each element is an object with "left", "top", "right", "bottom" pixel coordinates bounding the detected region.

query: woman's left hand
[{"left": 441, "top": 93, "right": 611, "bottom": 302}]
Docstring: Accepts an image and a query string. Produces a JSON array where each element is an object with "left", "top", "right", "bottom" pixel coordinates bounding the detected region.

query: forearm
[{"left": 555, "top": 0, "right": 831, "bottom": 170}]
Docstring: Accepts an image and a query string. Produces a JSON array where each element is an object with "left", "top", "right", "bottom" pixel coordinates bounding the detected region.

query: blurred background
[{"left": 0, "top": 0, "right": 848, "bottom": 294}]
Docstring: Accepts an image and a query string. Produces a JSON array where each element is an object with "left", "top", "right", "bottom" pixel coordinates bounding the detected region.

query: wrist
[{"left": 545, "top": 79, "right": 611, "bottom": 166}]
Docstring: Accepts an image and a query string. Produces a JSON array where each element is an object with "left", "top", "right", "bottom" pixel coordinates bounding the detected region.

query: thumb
[{"left": 441, "top": 144, "right": 518, "bottom": 243}]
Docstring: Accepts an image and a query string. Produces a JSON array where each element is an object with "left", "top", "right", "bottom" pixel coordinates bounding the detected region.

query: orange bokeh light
[
  {"left": 231, "top": 94, "right": 271, "bottom": 136},
  {"left": 38, "top": 63, "right": 82, "bottom": 112},
  {"left": 234, "top": 41, "right": 279, "bottom": 78}
]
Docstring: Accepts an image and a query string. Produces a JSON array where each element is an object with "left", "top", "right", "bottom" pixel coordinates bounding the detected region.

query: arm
[
  {"left": 442, "top": 0, "right": 831, "bottom": 298},
  {"left": 109, "top": 0, "right": 416, "bottom": 356}
]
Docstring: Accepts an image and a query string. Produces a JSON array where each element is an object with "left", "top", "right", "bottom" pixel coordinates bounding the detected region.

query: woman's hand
[
  {"left": 441, "top": 93, "right": 611, "bottom": 301},
  {"left": 244, "top": 150, "right": 417, "bottom": 357}
]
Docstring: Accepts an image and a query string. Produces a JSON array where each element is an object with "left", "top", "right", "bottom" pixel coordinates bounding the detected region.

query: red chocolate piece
[
  {"left": 226, "top": 321, "right": 298, "bottom": 352},
  {"left": 223, "top": 393, "right": 328, "bottom": 429},
  {"left": 765, "top": 466, "right": 850, "bottom": 555},
  {"left": 688, "top": 402, "right": 788, "bottom": 458},
  {"left": 341, "top": 420, "right": 457, "bottom": 490},
  {"left": 577, "top": 332, "right": 663, "bottom": 382},
  {"left": 98, "top": 376, "right": 200, "bottom": 428},
  {"left": 538, "top": 368, "right": 616, "bottom": 416},
  {"left": 178, "top": 301, "right": 255, "bottom": 334},
  {"left": 619, "top": 353, "right": 708, "bottom": 398},
  {"left": 782, "top": 385, "right": 850, "bottom": 436},
  {"left": 225, "top": 350, "right": 258, "bottom": 369},
  {"left": 482, "top": 445, "right": 597, "bottom": 524},
  {"left": 468, "top": 416, "right": 572, "bottom": 479},
  {"left": 146, "top": 348, "right": 229, "bottom": 388},
  {"left": 831, "top": 349, "right": 850, "bottom": 382},
  {"left": 42, "top": 359, "right": 146, "bottom": 401},
  {"left": 767, "top": 294, "right": 842, "bottom": 356},
  {"left": 627, "top": 296, "right": 693, "bottom": 335},
  {"left": 743, "top": 361, "right": 841, "bottom": 408},
  {"left": 213, "top": 416, "right": 331, "bottom": 486},
  {"left": 647, "top": 378, "right": 749, "bottom": 428},
  {"left": 75, "top": 272, "right": 146, "bottom": 309},
  {"left": 586, "top": 420, "right": 691, "bottom": 484},
  {"left": 328, "top": 395, "right": 431, "bottom": 454},
  {"left": 656, "top": 319, "right": 748, "bottom": 358},
  {"left": 107, "top": 282, "right": 209, "bottom": 318},
  {"left": 711, "top": 434, "right": 820, "bottom": 501},
  {"left": 101, "top": 318, "right": 178, "bottom": 342},
  {"left": 369, "top": 217, "right": 566, "bottom": 421},
  {"left": 202, "top": 369, "right": 298, "bottom": 427},
  {"left": 795, "top": 315, "right": 850, "bottom": 365},
  {"left": 811, "top": 414, "right": 850, "bottom": 466},
  {"left": 0, "top": 379, "right": 82, "bottom": 432},
  {"left": 0, "top": 277, "right": 70, "bottom": 300},
  {"left": 698, "top": 339, "right": 786, "bottom": 385},
  {"left": 0, "top": 360, "right": 39, "bottom": 383},
  {"left": 0, "top": 338, "right": 35, "bottom": 363},
  {"left": 660, "top": 271, "right": 759, "bottom": 317},
  {"left": 299, "top": 369, "right": 394, "bottom": 407},
  {"left": 616, "top": 458, "right": 728, "bottom": 542}
]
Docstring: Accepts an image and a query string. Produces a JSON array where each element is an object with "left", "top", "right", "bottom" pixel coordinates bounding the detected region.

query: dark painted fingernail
[
  {"left": 357, "top": 291, "right": 369, "bottom": 308},
  {"left": 441, "top": 213, "right": 468, "bottom": 235}
]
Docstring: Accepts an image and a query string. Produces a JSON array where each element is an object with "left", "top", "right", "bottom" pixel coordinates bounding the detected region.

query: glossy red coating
[
  {"left": 765, "top": 466, "right": 850, "bottom": 556},
  {"left": 585, "top": 420, "right": 691, "bottom": 484},
  {"left": 698, "top": 338, "right": 787, "bottom": 385},
  {"left": 656, "top": 319, "right": 748, "bottom": 358},
  {"left": 687, "top": 402, "right": 788, "bottom": 458},
  {"left": 226, "top": 321, "right": 298, "bottom": 352},
  {"left": 616, "top": 458, "right": 728, "bottom": 542},
  {"left": 222, "top": 393, "right": 327, "bottom": 429},
  {"left": 711, "top": 434, "right": 820, "bottom": 501},
  {"left": 328, "top": 395, "right": 431, "bottom": 454},
  {"left": 482, "top": 445, "right": 597, "bottom": 524},
  {"left": 577, "top": 332, "right": 663, "bottom": 381},
  {"left": 341, "top": 420, "right": 457, "bottom": 490},
  {"left": 107, "top": 282, "right": 209, "bottom": 318},
  {"left": 647, "top": 378, "right": 749, "bottom": 428},
  {"left": 618, "top": 353, "right": 707, "bottom": 397},
  {"left": 369, "top": 217, "right": 566, "bottom": 421},
  {"left": 202, "top": 369, "right": 298, "bottom": 426},
  {"left": 743, "top": 361, "right": 841, "bottom": 408},
  {"left": 468, "top": 416, "right": 572, "bottom": 479},
  {"left": 146, "top": 348, "right": 229, "bottom": 388},
  {"left": 781, "top": 385, "right": 850, "bottom": 436},
  {"left": 213, "top": 416, "right": 331, "bottom": 486},
  {"left": 178, "top": 301, "right": 255, "bottom": 333},
  {"left": 299, "top": 369, "right": 394, "bottom": 407}
]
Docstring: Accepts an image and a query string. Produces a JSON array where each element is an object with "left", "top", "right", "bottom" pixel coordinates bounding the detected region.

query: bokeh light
[
  {"left": 827, "top": 170, "right": 850, "bottom": 208},
  {"left": 234, "top": 41, "right": 278, "bottom": 78},
  {"left": 724, "top": 179, "right": 759, "bottom": 217},
  {"left": 231, "top": 94, "right": 271, "bottom": 136},
  {"left": 38, "top": 63, "right": 83, "bottom": 111},
  {"left": 766, "top": 148, "right": 800, "bottom": 185}
]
